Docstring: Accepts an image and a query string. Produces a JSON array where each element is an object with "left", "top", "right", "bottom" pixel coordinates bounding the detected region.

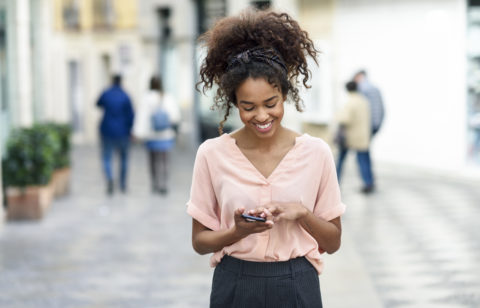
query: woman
[
  {"left": 133, "top": 76, "right": 180, "bottom": 194},
  {"left": 187, "top": 10, "right": 345, "bottom": 307}
]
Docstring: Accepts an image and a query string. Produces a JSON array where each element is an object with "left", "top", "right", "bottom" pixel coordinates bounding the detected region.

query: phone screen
[{"left": 241, "top": 213, "right": 266, "bottom": 222}]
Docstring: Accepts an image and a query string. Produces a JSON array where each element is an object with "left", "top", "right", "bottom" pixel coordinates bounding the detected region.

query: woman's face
[{"left": 235, "top": 77, "right": 285, "bottom": 139}]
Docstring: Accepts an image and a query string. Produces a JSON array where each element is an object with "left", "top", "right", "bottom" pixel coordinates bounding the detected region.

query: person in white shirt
[{"left": 133, "top": 76, "right": 180, "bottom": 194}]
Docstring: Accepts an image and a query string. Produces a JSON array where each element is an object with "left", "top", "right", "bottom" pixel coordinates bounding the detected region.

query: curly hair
[{"left": 197, "top": 9, "right": 319, "bottom": 134}]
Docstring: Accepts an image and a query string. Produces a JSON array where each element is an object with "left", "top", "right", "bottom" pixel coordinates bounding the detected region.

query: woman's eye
[
  {"left": 244, "top": 107, "right": 254, "bottom": 111},
  {"left": 266, "top": 103, "right": 277, "bottom": 108}
]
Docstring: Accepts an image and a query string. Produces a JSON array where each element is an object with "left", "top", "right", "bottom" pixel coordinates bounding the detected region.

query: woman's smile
[{"left": 254, "top": 121, "right": 273, "bottom": 133}]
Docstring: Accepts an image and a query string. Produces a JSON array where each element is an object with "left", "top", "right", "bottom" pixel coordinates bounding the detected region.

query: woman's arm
[
  {"left": 192, "top": 208, "right": 274, "bottom": 255},
  {"left": 298, "top": 211, "right": 341, "bottom": 254},
  {"left": 252, "top": 203, "right": 342, "bottom": 254},
  {"left": 192, "top": 219, "right": 243, "bottom": 255}
]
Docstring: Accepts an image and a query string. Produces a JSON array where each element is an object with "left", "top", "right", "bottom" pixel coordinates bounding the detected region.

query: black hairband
[{"left": 226, "top": 47, "right": 288, "bottom": 74}]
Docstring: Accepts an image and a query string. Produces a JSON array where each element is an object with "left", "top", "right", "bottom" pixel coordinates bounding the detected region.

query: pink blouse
[{"left": 186, "top": 133, "right": 346, "bottom": 274}]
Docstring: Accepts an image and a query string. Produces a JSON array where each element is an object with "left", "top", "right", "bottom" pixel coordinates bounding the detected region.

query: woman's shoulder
[
  {"left": 196, "top": 134, "right": 232, "bottom": 156},
  {"left": 298, "top": 134, "right": 330, "bottom": 151},
  {"left": 295, "top": 134, "right": 334, "bottom": 163}
]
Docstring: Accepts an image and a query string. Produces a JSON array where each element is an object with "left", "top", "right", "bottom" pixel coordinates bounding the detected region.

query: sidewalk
[
  {"left": 327, "top": 155, "right": 480, "bottom": 308},
  {"left": 0, "top": 142, "right": 479, "bottom": 307}
]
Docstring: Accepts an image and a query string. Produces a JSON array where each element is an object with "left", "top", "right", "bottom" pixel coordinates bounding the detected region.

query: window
[
  {"left": 196, "top": 0, "right": 226, "bottom": 36},
  {"left": 63, "top": 0, "right": 80, "bottom": 30},
  {"left": 251, "top": 1, "right": 271, "bottom": 10},
  {"left": 93, "top": 0, "right": 115, "bottom": 30}
]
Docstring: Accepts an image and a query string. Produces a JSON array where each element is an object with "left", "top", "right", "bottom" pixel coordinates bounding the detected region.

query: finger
[
  {"left": 259, "top": 219, "right": 274, "bottom": 227},
  {"left": 267, "top": 206, "right": 281, "bottom": 216},
  {"left": 234, "top": 208, "right": 245, "bottom": 219},
  {"left": 249, "top": 207, "right": 265, "bottom": 215},
  {"left": 263, "top": 210, "right": 274, "bottom": 221},
  {"left": 257, "top": 208, "right": 271, "bottom": 218}
]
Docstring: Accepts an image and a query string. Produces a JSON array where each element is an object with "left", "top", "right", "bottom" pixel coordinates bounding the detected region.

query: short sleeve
[
  {"left": 313, "top": 144, "right": 346, "bottom": 221},
  {"left": 186, "top": 143, "right": 220, "bottom": 230}
]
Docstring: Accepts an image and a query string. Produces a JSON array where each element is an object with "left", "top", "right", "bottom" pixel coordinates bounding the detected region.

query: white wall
[
  {"left": 332, "top": 0, "right": 468, "bottom": 172},
  {"left": 13, "top": 0, "right": 33, "bottom": 127}
]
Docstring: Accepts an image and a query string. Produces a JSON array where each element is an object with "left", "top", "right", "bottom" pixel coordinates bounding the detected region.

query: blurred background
[
  {"left": 1, "top": 0, "right": 480, "bottom": 178},
  {"left": 0, "top": 0, "right": 479, "bottom": 307},
  {"left": 0, "top": 0, "right": 480, "bottom": 177}
]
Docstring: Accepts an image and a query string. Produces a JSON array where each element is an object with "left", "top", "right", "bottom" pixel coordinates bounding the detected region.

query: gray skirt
[{"left": 210, "top": 255, "right": 323, "bottom": 308}]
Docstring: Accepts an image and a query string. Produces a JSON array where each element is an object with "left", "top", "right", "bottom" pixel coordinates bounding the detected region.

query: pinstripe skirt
[{"left": 210, "top": 255, "right": 323, "bottom": 308}]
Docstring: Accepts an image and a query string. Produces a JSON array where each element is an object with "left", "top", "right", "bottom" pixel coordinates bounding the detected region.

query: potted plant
[
  {"left": 45, "top": 122, "right": 72, "bottom": 197},
  {"left": 1, "top": 125, "right": 59, "bottom": 220}
]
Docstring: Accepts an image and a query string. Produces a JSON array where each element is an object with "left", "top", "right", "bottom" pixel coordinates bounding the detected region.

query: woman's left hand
[
  {"left": 249, "top": 202, "right": 342, "bottom": 254},
  {"left": 262, "top": 202, "right": 308, "bottom": 222}
]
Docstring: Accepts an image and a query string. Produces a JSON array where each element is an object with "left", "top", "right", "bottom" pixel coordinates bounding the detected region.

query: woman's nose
[{"left": 255, "top": 108, "right": 269, "bottom": 122}]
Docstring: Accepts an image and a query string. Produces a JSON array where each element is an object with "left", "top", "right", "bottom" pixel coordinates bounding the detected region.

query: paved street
[{"left": 1, "top": 138, "right": 480, "bottom": 308}]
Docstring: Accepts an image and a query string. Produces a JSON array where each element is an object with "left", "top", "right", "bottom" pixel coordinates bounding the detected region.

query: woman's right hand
[
  {"left": 191, "top": 208, "right": 274, "bottom": 255},
  {"left": 233, "top": 207, "right": 274, "bottom": 237}
]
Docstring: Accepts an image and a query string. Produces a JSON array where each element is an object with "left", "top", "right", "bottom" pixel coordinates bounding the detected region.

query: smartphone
[{"left": 241, "top": 213, "right": 266, "bottom": 222}]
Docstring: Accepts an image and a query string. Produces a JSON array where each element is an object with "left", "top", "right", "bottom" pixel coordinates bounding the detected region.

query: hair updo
[{"left": 197, "top": 9, "right": 319, "bottom": 133}]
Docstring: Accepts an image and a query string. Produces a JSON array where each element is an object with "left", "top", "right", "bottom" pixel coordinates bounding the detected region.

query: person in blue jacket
[{"left": 96, "top": 75, "right": 135, "bottom": 195}]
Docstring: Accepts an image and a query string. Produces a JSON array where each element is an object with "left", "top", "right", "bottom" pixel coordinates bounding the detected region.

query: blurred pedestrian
[
  {"left": 353, "top": 70, "right": 385, "bottom": 193},
  {"left": 353, "top": 70, "right": 384, "bottom": 136},
  {"left": 133, "top": 76, "right": 180, "bottom": 195},
  {"left": 188, "top": 9, "right": 345, "bottom": 308},
  {"left": 96, "top": 74, "right": 134, "bottom": 195},
  {"left": 335, "top": 81, "right": 373, "bottom": 193}
]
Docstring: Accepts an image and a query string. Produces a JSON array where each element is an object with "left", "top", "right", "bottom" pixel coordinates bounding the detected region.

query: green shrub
[
  {"left": 43, "top": 122, "right": 72, "bottom": 168},
  {"left": 1, "top": 125, "right": 60, "bottom": 188}
]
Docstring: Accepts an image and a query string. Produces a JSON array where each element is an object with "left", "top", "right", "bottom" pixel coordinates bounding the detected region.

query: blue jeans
[
  {"left": 336, "top": 147, "right": 374, "bottom": 187},
  {"left": 101, "top": 136, "right": 130, "bottom": 190}
]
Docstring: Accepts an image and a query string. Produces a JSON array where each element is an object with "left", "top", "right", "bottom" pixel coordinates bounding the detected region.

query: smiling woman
[
  {"left": 188, "top": 8, "right": 346, "bottom": 308},
  {"left": 236, "top": 78, "right": 284, "bottom": 138}
]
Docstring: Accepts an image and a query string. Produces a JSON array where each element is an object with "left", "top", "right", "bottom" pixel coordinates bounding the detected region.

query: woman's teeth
[{"left": 256, "top": 122, "right": 272, "bottom": 129}]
